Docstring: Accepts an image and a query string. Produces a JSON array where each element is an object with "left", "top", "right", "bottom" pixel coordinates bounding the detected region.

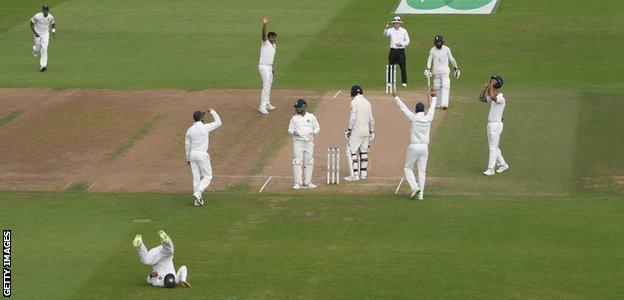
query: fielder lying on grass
[{"left": 132, "top": 230, "right": 191, "bottom": 288}]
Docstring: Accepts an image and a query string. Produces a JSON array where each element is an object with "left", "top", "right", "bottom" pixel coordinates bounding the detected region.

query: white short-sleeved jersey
[
  {"left": 288, "top": 112, "right": 320, "bottom": 141},
  {"left": 487, "top": 93, "right": 505, "bottom": 123},
  {"left": 31, "top": 12, "right": 54, "bottom": 36},
  {"left": 427, "top": 46, "right": 457, "bottom": 75},
  {"left": 259, "top": 40, "right": 276, "bottom": 65}
]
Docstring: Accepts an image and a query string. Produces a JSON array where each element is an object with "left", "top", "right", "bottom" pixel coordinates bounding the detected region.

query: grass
[
  {"left": 0, "top": 109, "right": 23, "bottom": 127},
  {"left": 2, "top": 190, "right": 623, "bottom": 299},
  {"left": 107, "top": 114, "right": 166, "bottom": 160}
]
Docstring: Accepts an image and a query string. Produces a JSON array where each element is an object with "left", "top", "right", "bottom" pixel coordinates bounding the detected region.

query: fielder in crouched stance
[
  {"left": 344, "top": 85, "right": 375, "bottom": 181},
  {"left": 132, "top": 230, "right": 190, "bottom": 288},
  {"left": 391, "top": 89, "right": 437, "bottom": 200},
  {"left": 185, "top": 108, "right": 222, "bottom": 206},
  {"left": 479, "top": 76, "right": 509, "bottom": 176},
  {"left": 288, "top": 99, "right": 320, "bottom": 189}
]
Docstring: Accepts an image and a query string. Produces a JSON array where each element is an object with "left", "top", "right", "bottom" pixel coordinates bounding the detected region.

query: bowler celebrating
[
  {"left": 424, "top": 35, "right": 460, "bottom": 110},
  {"left": 479, "top": 76, "right": 509, "bottom": 176},
  {"left": 132, "top": 230, "right": 191, "bottom": 288},
  {"left": 185, "top": 108, "right": 222, "bottom": 206},
  {"left": 391, "top": 89, "right": 437, "bottom": 200},
  {"left": 29, "top": 5, "right": 56, "bottom": 72},
  {"left": 383, "top": 16, "right": 410, "bottom": 87},
  {"left": 288, "top": 99, "right": 320, "bottom": 189},
  {"left": 258, "top": 16, "right": 277, "bottom": 115},
  {"left": 344, "top": 85, "right": 375, "bottom": 181}
]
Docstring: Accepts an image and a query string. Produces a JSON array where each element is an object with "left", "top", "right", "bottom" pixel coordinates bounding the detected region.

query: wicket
[
  {"left": 385, "top": 64, "right": 397, "bottom": 94},
  {"left": 326, "top": 147, "right": 340, "bottom": 184}
]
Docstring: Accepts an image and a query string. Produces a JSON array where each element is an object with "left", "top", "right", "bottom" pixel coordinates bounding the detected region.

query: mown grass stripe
[{"left": 107, "top": 114, "right": 166, "bottom": 160}]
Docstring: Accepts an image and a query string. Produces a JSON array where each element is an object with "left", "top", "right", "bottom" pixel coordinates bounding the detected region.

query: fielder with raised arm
[
  {"left": 479, "top": 76, "right": 509, "bottom": 176},
  {"left": 132, "top": 230, "right": 191, "bottom": 288},
  {"left": 424, "top": 35, "right": 460, "bottom": 110},
  {"left": 288, "top": 99, "right": 320, "bottom": 189},
  {"left": 29, "top": 5, "right": 56, "bottom": 72},
  {"left": 258, "top": 16, "right": 277, "bottom": 115},
  {"left": 185, "top": 108, "right": 222, "bottom": 206},
  {"left": 391, "top": 88, "right": 437, "bottom": 200},
  {"left": 344, "top": 85, "right": 375, "bottom": 181}
]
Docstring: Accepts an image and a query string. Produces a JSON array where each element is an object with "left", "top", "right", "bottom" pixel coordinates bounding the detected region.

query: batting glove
[
  {"left": 454, "top": 69, "right": 461, "bottom": 79},
  {"left": 424, "top": 69, "right": 432, "bottom": 78},
  {"left": 345, "top": 129, "right": 351, "bottom": 140},
  {"left": 369, "top": 131, "right": 375, "bottom": 141}
]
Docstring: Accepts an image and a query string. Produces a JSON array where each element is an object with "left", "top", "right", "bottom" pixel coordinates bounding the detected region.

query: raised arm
[
  {"left": 261, "top": 17, "right": 270, "bottom": 42},
  {"left": 487, "top": 79, "right": 499, "bottom": 101},
  {"left": 424, "top": 90, "right": 438, "bottom": 121},
  {"left": 204, "top": 109, "right": 222, "bottom": 131},
  {"left": 479, "top": 80, "right": 489, "bottom": 102},
  {"left": 391, "top": 92, "right": 417, "bottom": 122},
  {"left": 383, "top": 23, "right": 390, "bottom": 36}
]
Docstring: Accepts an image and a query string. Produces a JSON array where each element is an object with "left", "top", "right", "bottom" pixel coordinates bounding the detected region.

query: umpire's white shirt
[
  {"left": 31, "top": 12, "right": 54, "bottom": 36},
  {"left": 185, "top": 111, "right": 222, "bottom": 160},
  {"left": 427, "top": 46, "right": 457, "bottom": 75},
  {"left": 394, "top": 96, "right": 437, "bottom": 144},
  {"left": 288, "top": 112, "right": 320, "bottom": 142},
  {"left": 383, "top": 27, "right": 410, "bottom": 49},
  {"left": 259, "top": 40, "right": 276, "bottom": 66},
  {"left": 486, "top": 93, "right": 505, "bottom": 123}
]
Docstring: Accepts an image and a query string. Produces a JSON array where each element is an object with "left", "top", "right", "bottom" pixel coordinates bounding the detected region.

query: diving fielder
[
  {"left": 383, "top": 16, "right": 410, "bottom": 87},
  {"left": 344, "top": 85, "right": 375, "bottom": 181},
  {"left": 132, "top": 230, "right": 191, "bottom": 288},
  {"left": 424, "top": 35, "right": 460, "bottom": 110},
  {"left": 391, "top": 88, "right": 437, "bottom": 200},
  {"left": 479, "top": 76, "right": 509, "bottom": 176},
  {"left": 29, "top": 5, "right": 56, "bottom": 72},
  {"left": 258, "top": 16, "right": 277, "bottom": 115},
  {"left": 288, "top": 99, "right": 320, "bottom": 189},
  {"left": 185, "top": 108, "right": 222, "bottom": 206}
]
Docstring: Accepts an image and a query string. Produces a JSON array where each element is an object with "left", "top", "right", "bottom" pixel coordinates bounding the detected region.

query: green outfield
[{"left": 1, "top": 0, "right": 623, "bottom": 298}]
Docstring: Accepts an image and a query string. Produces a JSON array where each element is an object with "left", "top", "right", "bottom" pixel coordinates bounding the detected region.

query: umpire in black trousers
[{"left": 383, "top": 16, "right": 411, "bottom": 87}]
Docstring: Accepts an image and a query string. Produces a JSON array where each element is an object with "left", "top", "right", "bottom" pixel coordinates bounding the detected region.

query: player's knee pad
[
  {"left": 359, "top": 152, "right": 368, "bottom": 161},
  {"left": 351, "top": 153, "right": 358, "bottom": 162},
  {"left": 292, "top": 158, "right": 302, "bottom": 165}
]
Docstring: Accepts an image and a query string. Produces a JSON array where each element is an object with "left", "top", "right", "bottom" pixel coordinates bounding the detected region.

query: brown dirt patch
[{"left": 0, "top": 88, "right": 317, "bottom": 192}]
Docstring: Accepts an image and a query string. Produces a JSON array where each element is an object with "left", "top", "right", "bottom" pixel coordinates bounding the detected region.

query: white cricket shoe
[
  {"left": 132, "top": 234, "right": 143, "bottom": 247},
  {"left": 194, "top": 199, "right": 201, "bottom": 207},
  {"left": 293, "top": 184, "right": 303, "bottom": 190},
  {"left": 305, "top": 183, "right": 318, "bottom": 189},
  {"left": 343, "top": 175, "right": 360, "bottom": 182},
  {"left": 483, "top": 169, "right": 496, "bottom": 176},
  {"left": 417, "top": 193, "right": 424, "bottom": 201},
  {"left": 258, "top": 108, "right": 269, "bottom": 115},
  {"left": 402, "top": 83, "right": 408, "bottom": 87},
  {"left": 497, "top": 164, "right": 509, "bottom": 173},
  {"left": 410, "top": 187, "right": 421, "bottom": 199},
  {"left": 267, "top": 104, "right": 276, "bottom": 110}
]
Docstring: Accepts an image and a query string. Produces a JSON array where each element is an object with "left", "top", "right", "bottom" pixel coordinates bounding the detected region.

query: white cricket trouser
[
  {"left": 293, "top": 139, "right": 315, "bottom": 186},
  {"left": 347, "top": 136, "right": 370, "bottom": 178},
  {"left": 258, "top": 64, "right": 273, "bottom": 110},
  {"left": 487, "top": 122, "right": 506, "bottom": 169},
  {"left": 404, "top": 143, "right": 429, "bottom": 193},
  {"left": 433, "top": 72, "right": 451, "bottom": 108},
  {"left": 137, "top": 241, "right": 188, "bottom": 286},
  {"left": 33, "top": 34, "right": 50, "bottom": 69},
  {"left": 189, "top": 150, "right": 213, "bottom": 197}
]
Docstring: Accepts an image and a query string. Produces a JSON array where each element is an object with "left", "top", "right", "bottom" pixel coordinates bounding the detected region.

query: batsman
[{"left": 344, "top": 85, "right": 375, "bottom": 181}]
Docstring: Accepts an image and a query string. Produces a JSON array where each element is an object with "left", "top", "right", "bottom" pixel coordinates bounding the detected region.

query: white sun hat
[{"left": 391, "top": 16, "right": 403, "bottom": 24}]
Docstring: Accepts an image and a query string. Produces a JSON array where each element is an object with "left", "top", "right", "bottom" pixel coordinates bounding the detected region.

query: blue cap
[
  {"left": 163, "top": 273, "right": 176, "bottom": 288},
  {"left": 491, "top": 76, "right": 504, "bottom": 88},
  {"left": 415, "top": 102, "right": 425, "bottom": 112},
  {"left": 193, "top": 111, "right": 203, "bottom": 121},
  {"left": 350, "top": 85, "right": 363, "bottom": 97},
  {"left": 294, "top": 98, "right": 307, "bottom": 108}
]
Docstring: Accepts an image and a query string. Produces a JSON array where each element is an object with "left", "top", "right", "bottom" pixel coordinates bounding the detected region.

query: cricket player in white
[
  {"left": 424, "top": 35, "right": 460, "bottom": 110},
  {"left": 344, "top": 85, "right": 375, "bottom": 181},
  {"left": 391, "top": 89, "right": 437, "bottom": 200},
  {"left": 132, "top": 230, "right": 191, "bottom": 288},
  {"left": 185, "top": 108, "right": 222, "bottom": 206},
  {"left": 479, "top": 76, "right": 509, "bottom": 176},
  {"left": 29, "top": 5, "right": 56, "bottom": 72},
  {"left": 288, "top": 99, "right": 320, "bottom": 189},
  {"left": 258, "top": 16, "right": 277, "bottom": 115}
]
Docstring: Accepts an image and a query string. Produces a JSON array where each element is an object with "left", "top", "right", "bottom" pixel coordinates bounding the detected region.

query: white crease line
[
  {"left": 333, "top": 90, "right": 342, "bottom": 99},
  {"left": 63, "top": 179, "right": 75, "bottom": 190},
  {"left": 394, "top": 178, "right": 403, "bottom": 194},
  {"left": 259, "top": 176, "right": 272, "bottom": 193}
]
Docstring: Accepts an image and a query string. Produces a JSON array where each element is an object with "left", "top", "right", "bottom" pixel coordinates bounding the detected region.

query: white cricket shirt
[
  {"left": 487, "top": 93, "right": 505, "bottom": 123},
  {"left": 427, "top": 46, "right": 457, "bottom": 75},
  {"left": 288, "top": 112, "right": 320, "bottom": 141},
  {"left": 394, "top": 96, "right": 437, "bottom": 145},
  {"left": 383, "top": 27, "right": 410, "bottom": 49},
  {"left": 259, "top": 40, "right": 276, "bottom": 66},
  {"left": 185, "top": 110, "right": 222, "bottom": 160},
  {"left": 348, "top": 95, "right": 374, "bottom": 137},
  {"left": 31, "top": 12, "right": 54, "bottom": 36}
]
